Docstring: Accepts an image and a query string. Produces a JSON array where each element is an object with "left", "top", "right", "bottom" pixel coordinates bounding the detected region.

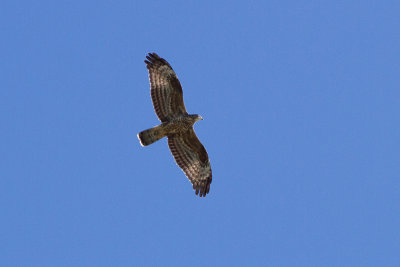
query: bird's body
[
  {"left": 138, "top": 114, "right": 202, "bottom": 146},
  {"left": 137, "top": 53, "right": 212, "bottom": 197}
]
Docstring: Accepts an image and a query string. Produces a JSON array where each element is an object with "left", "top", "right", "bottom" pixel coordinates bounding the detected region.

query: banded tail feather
[{"left": 137, "top": 125, "right": 165, "bottom": 146}]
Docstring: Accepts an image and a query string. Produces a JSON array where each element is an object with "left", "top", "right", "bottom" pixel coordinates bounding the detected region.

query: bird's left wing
[{"left": 167, "top": 129, "right": 212, "bottom": 197}]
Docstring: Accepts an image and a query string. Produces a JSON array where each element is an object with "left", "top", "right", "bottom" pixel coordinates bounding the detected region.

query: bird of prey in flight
[{"left": 138, "top": 53, "right": 212, "bottom": 197}]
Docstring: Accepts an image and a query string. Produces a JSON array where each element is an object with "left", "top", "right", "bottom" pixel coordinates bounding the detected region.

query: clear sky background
[{"left": 1, "top": 0, "right": 400, "bottom": 266}]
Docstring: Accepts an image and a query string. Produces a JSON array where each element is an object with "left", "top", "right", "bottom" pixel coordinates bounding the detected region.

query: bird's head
[{"left": 190, "top": 114, "right": 203, "bottom": 122}]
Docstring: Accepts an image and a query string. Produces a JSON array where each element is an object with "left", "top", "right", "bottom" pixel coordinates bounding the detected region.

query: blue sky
[{"left": 1, "top": 0, "right": 400, "bottom": 266}]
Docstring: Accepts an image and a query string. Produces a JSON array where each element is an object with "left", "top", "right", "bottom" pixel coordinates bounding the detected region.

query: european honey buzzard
[{"left": 137, "top": 53, "right": 212, "bottom": 197}]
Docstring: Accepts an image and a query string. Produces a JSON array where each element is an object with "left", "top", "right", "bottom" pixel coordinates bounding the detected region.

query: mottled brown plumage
[{"left": 138, "top": 53, "right": 212, "bottom": 197}]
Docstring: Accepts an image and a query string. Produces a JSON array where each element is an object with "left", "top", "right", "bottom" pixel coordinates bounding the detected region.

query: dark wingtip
[
  {"left": 148, "top": 52, "right": 159, "bottom": 58},
  {"left": 144, "top": 53, "right": 155, "bottom": 68},
  {"left": 193, "top": 176, "right": 212, "bottom": 198},
  {"left": 145, "top": 52, "right": 160, "bottom": 62},
  {"left": 144, "top": 52, "right": 172, "bottom": 69}
]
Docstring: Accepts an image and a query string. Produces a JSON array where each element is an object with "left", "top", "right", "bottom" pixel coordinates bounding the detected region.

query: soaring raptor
[{"left": 137, "top": 53, "right": 212, "bottom": 197}]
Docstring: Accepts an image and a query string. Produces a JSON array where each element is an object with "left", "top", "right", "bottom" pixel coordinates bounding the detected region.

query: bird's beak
[{"left": 199, "top": 116, "right": 203, "bottom": 120}]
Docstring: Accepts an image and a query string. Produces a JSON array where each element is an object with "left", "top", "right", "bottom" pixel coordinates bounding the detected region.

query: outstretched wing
[
  {"left": 145, "top": 53, "right": 187, "bottom": 122},
  {"left": 168, "top": 129, "right": 212, "bottom": 197}
]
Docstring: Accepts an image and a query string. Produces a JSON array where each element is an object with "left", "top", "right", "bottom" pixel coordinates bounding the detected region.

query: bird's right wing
[{"left": 145, "top": 53, "right": 187, "bottom": 122}]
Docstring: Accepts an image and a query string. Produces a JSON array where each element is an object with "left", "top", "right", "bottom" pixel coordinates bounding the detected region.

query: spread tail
[{"left": 137, "top": 125, "right": 165, "bottom": 146}]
